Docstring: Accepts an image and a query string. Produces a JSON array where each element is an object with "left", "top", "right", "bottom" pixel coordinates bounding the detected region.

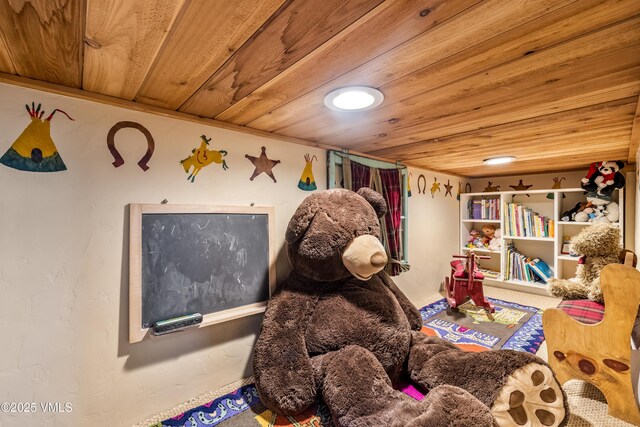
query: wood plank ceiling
[{"left": 0, "top": 0, "right": 638, "bottom": 177}]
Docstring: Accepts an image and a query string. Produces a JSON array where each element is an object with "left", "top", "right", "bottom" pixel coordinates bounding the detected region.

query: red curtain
[
  {"left": 349, "top": 159, "right": 404, "bottom": 276},
  {"left": 379, "top": 168, "right": 403, "bottom": 276},
  {"left": 350, "top": 161, "right": 371, "bottom": 192}
]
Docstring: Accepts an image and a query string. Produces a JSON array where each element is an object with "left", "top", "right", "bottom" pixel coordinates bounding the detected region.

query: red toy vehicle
[{"left": 445, "top": 251, "right": 495, "bottom": 313}]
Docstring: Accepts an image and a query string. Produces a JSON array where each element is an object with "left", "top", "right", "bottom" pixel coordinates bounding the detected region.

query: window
[{"left": 327, "top": 151, "right": 409, "bottom": 274}]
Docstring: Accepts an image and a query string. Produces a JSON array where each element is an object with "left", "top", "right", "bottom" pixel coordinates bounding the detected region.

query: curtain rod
[{"left": 332, "top": 150, "right": 407, "bottom": 170}]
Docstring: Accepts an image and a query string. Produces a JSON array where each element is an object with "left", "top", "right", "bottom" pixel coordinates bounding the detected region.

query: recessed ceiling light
[
  {"left": 324, "top": 86, "right": 384, "bottom": 112},
  {"left": 483, "top": 156, "right": 516, "bottom": 165}
]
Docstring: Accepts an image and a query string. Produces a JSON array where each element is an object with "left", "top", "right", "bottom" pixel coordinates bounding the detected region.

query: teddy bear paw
[{"left": 491, "top": 363, "right": 566, "bottom": 427}]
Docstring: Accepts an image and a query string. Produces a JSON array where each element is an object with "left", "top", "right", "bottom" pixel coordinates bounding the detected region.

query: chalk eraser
[{"left": 152, "top": 313, "right": 203, "bottom": 335}]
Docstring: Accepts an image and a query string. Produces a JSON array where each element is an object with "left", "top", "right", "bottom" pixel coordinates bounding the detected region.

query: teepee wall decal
[
  {"left": 298, "top": 154, "right": 317, "bottom": 191},
  {"left": 0, "top": 102, "right": 74, "bottom": 172}
]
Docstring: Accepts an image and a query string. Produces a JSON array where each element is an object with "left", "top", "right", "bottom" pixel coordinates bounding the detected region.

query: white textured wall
[
  {"left": 0, "top": 83, "right": 463, "bottom": 427},
  {"left": 0, "top": 83, "right": 327, "bottom": 427},
  {"left": 394, "top": 169, "right": 467, "bottom": 305}
]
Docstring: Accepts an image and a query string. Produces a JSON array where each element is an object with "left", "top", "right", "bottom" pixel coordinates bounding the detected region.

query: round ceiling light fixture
[
  {"left": 324, "top": 86, "right": 384, "bottom": 112},
  {"left": 483, "top": 156, "right": 516, "bottom": 165}
]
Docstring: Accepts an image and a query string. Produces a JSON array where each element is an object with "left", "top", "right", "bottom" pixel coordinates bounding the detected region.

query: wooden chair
[{"left": 542, "top": 263, "right": 640, "bottom": 425}]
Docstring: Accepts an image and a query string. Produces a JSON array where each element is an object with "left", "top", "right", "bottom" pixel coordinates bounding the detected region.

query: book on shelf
[
  {"left": 467, "top": 198, "right": 500, "bottom": 220},
  {"left": 478, "top": 267, "right": 501, "bottom": 280},
  {"left": 505, "top": 244, "right": 546, "bottom": 285},
  {"left": 504, "top": 202, "right": 554, "bottom": 238},
  {"left": 527, "top": 258, "right": 554, "bottom": 283}
]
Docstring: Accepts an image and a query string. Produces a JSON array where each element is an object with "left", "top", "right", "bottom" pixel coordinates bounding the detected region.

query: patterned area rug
[
  {"left": 420, "top": 297, "right": 544, "bottom": 353},
  {"left": 149, "top": 297, "right": 544, "bottom": 427},
  {"left": 150, "top": 384, "right": 332, "bottom": 427}
]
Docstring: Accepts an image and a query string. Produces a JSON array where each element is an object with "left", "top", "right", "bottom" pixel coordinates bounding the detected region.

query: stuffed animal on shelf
[
  {"left": 481, "top": 224, "right": 496, "bottom": 246},
  {"left": 581, "top": 161, "right": 625, "bottom": 198},
  {"left": 253, "top": 188, "right": 568, "bottom": 427},
  {"left": 561, "top": 201, "right": 590, "bottom": 222},
  {"left": 488, "top": 228, "right": 502, "bottom": 252},
  {"left": 467, "top": 229, "right": 482, "bottom": 248},
  {"left": 547, "top": 223, "right": 621, "bottom": 302},
  {"left": 573, "top": 194, "right": 620, "bottom": 224}
]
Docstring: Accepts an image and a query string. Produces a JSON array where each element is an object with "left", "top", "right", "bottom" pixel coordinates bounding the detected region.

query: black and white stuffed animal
[{"left": 581, "top": 161, "right": 625, "bottom": 198}]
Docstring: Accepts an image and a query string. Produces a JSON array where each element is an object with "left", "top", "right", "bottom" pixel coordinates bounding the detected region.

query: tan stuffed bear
[{"left": 547, "top": 223, "right": 621, "bottom": 302}]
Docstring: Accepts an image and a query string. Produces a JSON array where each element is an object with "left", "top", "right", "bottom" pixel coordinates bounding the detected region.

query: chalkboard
[{"left": 129, "top": 204, "right": 275, "bottom": 343}]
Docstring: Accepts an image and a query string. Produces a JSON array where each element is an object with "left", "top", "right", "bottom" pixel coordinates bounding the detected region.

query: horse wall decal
[{"left": 180, "top": 135, "right": 228, "bottom": 182}]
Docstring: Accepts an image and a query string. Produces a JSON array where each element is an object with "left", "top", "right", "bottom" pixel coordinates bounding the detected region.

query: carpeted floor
[{"left": 135, "top": 286, "right": 636, "bottom": 427}]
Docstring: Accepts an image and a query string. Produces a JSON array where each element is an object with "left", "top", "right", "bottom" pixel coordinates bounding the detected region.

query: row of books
[
  {"left": 467, "top": 198, "right": 500, "bottom": 220},
  {"left": 505, "top": 244, "right": 554, "bottom": 283},
  {"left": 504, "top": 203, "right": 554, "bottom": 238},
  {"left": 478, "top": 267, "right": 502, "bottom": 280}
]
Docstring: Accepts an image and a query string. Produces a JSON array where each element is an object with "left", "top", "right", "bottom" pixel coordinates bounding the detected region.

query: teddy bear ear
[
  {"left": 357, "top": 187, "right": 387, "bottom": 218},
  {"left": 616, "top": 160, "right": 625, "bottom": 170}
]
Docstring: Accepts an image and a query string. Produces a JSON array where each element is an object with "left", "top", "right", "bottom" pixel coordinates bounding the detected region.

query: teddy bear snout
[
  {"left": 342, "top": 235, "right": 388, "bottom": 280},
  {"left": 370, "top": 252, "right": 387, "bottom": 268}
]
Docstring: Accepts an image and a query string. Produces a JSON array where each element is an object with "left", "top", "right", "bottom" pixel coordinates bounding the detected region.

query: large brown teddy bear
[
  {"left": 254, "top": 188, "right": 568, "bottom": 427},
  {"left": 547, "top": 223, "right": 621, "bottom": 302}
]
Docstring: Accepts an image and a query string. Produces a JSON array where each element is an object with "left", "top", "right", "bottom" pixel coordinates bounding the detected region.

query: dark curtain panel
[
  {"left": 379, "top": 168, "right": 403, "bottom": 276},
  {"left": 350, "top": 161, "right": 371, "bottom": 192},
  {"left": 348, "top": 158, "right": 404, "bottom": 276}
]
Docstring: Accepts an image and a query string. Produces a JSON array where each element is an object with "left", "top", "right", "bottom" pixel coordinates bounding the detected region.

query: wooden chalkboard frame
[{"left": 129, "top": 204, "right": 276, "bottom": 343}]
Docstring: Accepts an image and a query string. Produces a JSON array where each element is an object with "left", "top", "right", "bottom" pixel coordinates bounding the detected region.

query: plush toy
[
  {"left": 254, "top": 188, "right": 568, "bottom": 427},
  {"left": 467, "top": 229, "right": 482, "bottom": 248},
  {"left": 574, "top": 194, "right": 620, "bottom": 224},
  {"left": 547, "top": 223, "right": 621, "bottom": 302},
  {"left": 573, "top": 205, "right": 594, "bottom": 223},
  {"left": 481, "top": 224, "right": 496, "bottom": 246},
  {"left": 581, "top": 161, "right": 625, "bottom": 198},
  {"left": 488, "top": 228, "right": 502, "bottom": 251},
  {"left": 560, "top": 201, "right": 590, "bottom": 222},
  {"left": 588, "top": 200, "right": 620, "bottom": 224}
]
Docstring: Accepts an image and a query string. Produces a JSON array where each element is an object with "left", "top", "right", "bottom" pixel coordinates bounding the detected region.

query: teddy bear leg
[
  {"left": 315, "top": 345, "right": 494, "bottom": 427},
  {"left": 586, "top": 277, "right": 603, "bottom": 302},
  {"left": 408, "top": 332, "right": 568, "bottom": 427}
]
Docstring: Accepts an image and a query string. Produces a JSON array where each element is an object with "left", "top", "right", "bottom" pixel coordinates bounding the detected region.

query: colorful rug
[
  {"left": 419, "top": 297, "right": 545, "bottom": 353},
  {"left": 150, "top": 384, "right": 333, "bottom": 427},
  {"left": 150, "top": 298, "right": 545, "bottom": 427}
]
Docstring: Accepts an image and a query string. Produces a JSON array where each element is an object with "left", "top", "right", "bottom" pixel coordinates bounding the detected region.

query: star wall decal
[
  {"left": 245, "top": 146, "right": 281, "bottom": 183},
  {"left": 444, "top": 179, "right": 453, "bottom": 197},
  {"left": 510, "top": 179, "right": 533, "bottom": 192},
  {"left": 484, "top": 181, "right": 500, "bottom": 192}
]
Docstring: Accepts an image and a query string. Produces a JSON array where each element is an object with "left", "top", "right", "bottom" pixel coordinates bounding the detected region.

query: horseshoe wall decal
[
  {"left": 417, "top": 174, "right": 427, "bottom": 194},
  {"left": 107, "top": 121, "right": 155, "bottom": 171}
]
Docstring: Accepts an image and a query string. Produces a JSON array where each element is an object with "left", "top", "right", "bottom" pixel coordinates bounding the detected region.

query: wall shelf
[
  {"left": 461, "top": 247, "right": 499, "bottom": 254},
  {"left": 558, "top": 221, "right": 619, "bottom": 227},
  {"left": 504, "top": 279, "right": 547, "bottom": 288},
  {"left": 557, "top": 255, "right": 580, "bottom": 262},
  {"left": 504, "top": 236, "right": 554, "bottom": 242},
  {"left": 459, "top": 187, "right": 624, "bottom": 295}
]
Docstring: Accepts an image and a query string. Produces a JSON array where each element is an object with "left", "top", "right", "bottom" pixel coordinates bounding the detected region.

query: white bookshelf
[
  {"left": 462, "top": 219, "right": 501, "bottom": 224},
  {"left": 459, "top": 187, "right": 624, "bottom": 296},
  {"left": 557, "top": 255, "right": 580, "bottom": 262},
  {"left": 505, "top": 236, "right": 554, "bottom": 242}
]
